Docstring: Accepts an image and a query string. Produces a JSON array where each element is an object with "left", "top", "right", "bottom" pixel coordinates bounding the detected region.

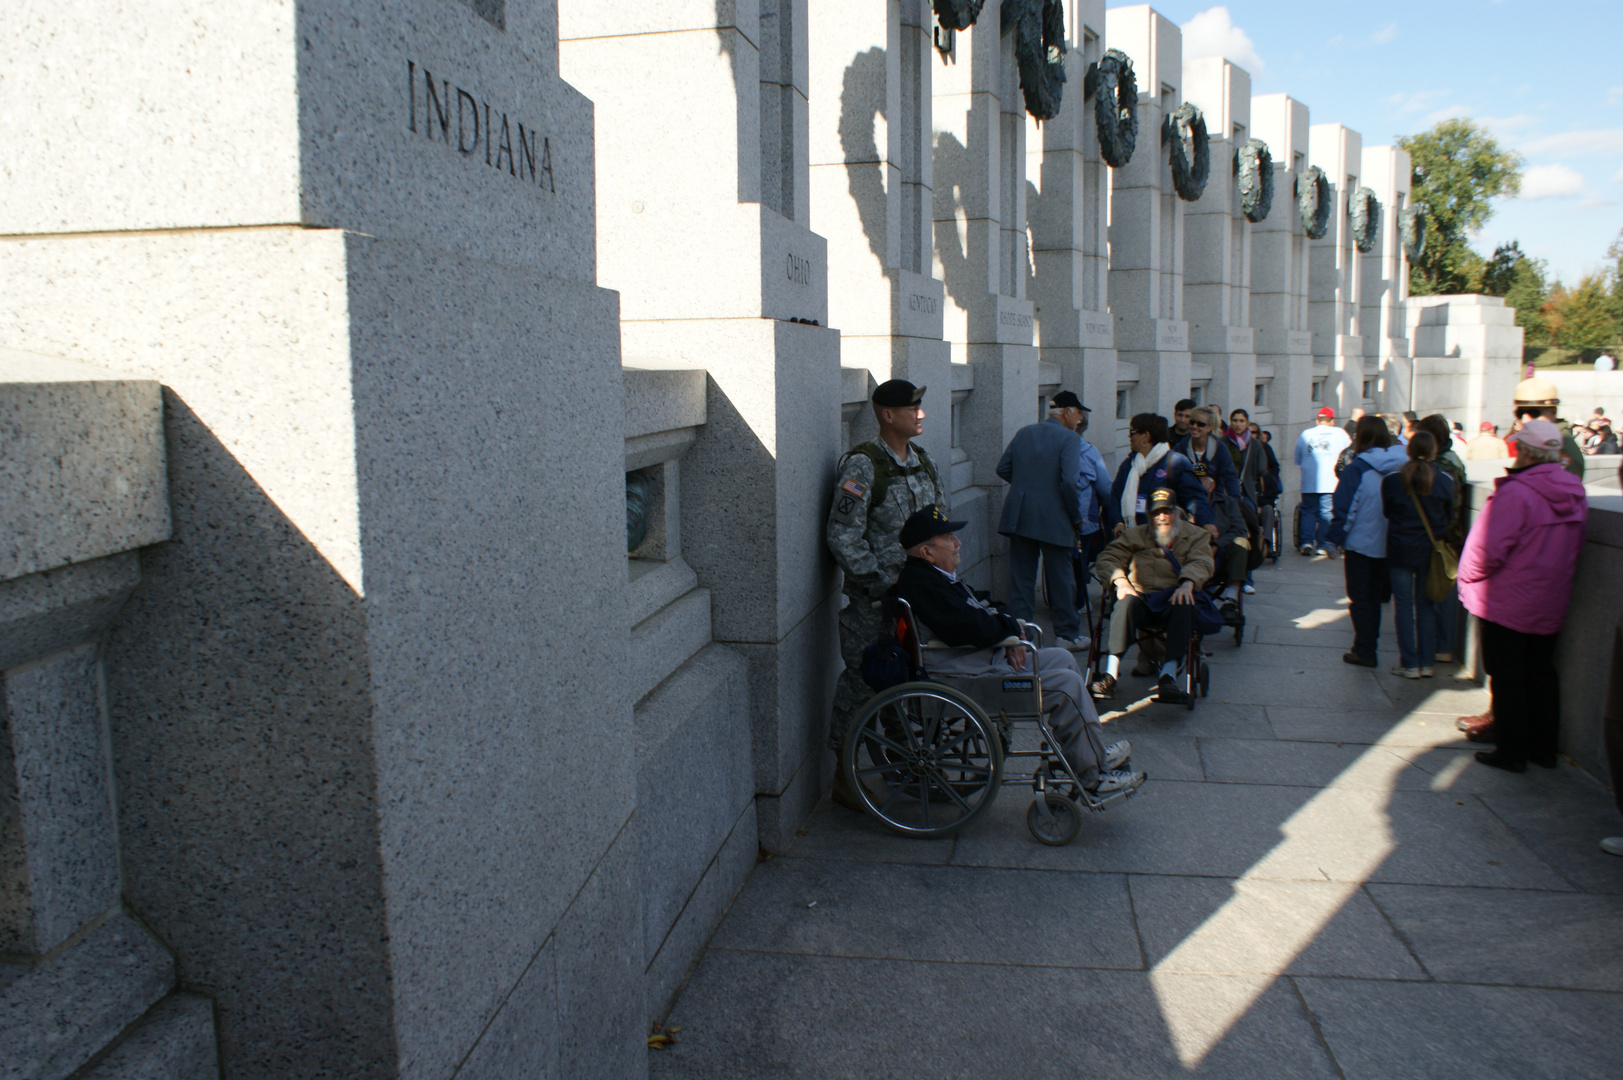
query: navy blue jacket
[
  {"left": 1172, "top": 433, "right": 1242, "bottom": 500},
  {"left": 995, "top": 417, "right": 1084, "bottom": 547},
  {"left": 1380, "top": 468, "right": 1454, "bottom": 571},
  {"left": 1109, "top": 449, "right": 1215, "bottom": 528}
]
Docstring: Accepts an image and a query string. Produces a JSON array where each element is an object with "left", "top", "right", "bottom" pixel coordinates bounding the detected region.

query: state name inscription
[{"left": 408, "top": 60, "right": 556, "bottom": 193}]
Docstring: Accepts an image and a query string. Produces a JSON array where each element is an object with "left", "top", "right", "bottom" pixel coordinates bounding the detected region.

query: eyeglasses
[
  {"left": 1190, "top": 420, "right": 1209, "bottom": 429},
  {"left": 1128, "top": 429, "right": 1145, "bottom": 437}
]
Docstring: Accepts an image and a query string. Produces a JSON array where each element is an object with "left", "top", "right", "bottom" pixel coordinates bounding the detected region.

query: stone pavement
[{"left": 648, "top": 551, "right": 1623, "bottom": 1079}]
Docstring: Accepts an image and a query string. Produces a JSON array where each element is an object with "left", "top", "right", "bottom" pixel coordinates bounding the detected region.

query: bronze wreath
[
  {"left": 1401, "top": 204, "right": 1427, "bottom": 263},
  {"left": 932, "top": 0, "right": 985, "bottom": 31},
  {"left": 1349, "top": 186, "right": 1380, "bottom": 253},
  {"left": 1004, "top": 0, "right": 1067, "bottom": 121},
  {"left": 1297, "top": 165, "right": 1331, "bottom": 239},
  {"left": 1083, "top": 49, "right": 1138, "bottom": 168},
  {"left": 1235, "top": 138, "right": 1274, "bottom": 223},
  {"left": 1164, "top": 102, "right": 1210, "bottom": 201}
]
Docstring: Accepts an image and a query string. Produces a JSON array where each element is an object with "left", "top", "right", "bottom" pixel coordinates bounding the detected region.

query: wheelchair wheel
[
  {"left": 1267, "top": 507, "right": 1283, "bottom": 563},
  {"left": 1199, "top": 663, "right": 1210, "bottom": 698},
  {"left": 1027, "top": 794, "right": 1081, "bottom": 846},
  {"left": 842, "top": 681, "right": 1004, "bottom": 839}
]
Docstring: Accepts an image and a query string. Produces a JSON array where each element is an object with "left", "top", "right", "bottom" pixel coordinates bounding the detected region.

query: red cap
[
  {"left": 1479, "top": 420, "right": 1495, "bottom": 431},
  {"left": 1317, "top": 407, "right": 1336, "bottom": 419}
]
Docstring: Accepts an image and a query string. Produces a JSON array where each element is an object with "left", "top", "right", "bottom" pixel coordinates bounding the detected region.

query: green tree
[
  {"left": 1480, "top": 241, "right": 1550, "bottom": 344},
  {"left": 1397, "top": 119, "right": 1522, "bottom": 295}
]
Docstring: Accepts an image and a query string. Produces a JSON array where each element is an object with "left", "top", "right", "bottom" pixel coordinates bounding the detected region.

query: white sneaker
[
  {"left": 1241, "top": 583, "right": 1256, "bottom": 595},
  {"left": 1602, "top": 837, "right": 1623, "bottom": 857},
  {"left": 1390, "top": 665, "right": 1421, "bottom": 679},
  {"left": 1315, "top": 548, "right": 1334, "bottom": 559},
  {"left": 1419, "top": 666, "right": 1435, "bottom": 678},
  {"left": 1104, "top": 740, "right": 1132, "bottom": 770},
  {"left": 1299, "top": 544, "right": 1314, "bottom": 556},
  {"left": 1089, "top": 768, "right": 1146, "bottom": 795},
  {"left": 1054, "top": 636, "right": 1090, "bottom": 651}
]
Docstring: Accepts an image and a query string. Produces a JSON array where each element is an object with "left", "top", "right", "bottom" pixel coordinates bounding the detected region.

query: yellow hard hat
[{"left": 1512, "top": 376, "right": 1559, "bottom": 408}]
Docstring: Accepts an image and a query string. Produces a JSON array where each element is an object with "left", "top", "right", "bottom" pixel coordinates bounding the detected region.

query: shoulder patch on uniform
[{"left": 842, "top": 478, "right": 868, "bottom": 498}]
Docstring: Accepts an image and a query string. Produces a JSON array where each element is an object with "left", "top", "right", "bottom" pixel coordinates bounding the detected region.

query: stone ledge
[
  {"left": 0, "top": 350, "right": 169, "bottom": 582},
  {"left": 80, "top": 993, "right": 218, "bottom": 1080}
]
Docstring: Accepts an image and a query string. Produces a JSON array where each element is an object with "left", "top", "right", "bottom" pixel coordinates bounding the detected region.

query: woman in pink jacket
[{"left": 1458, "top": 420, "right": 1590, "bottom": 772}]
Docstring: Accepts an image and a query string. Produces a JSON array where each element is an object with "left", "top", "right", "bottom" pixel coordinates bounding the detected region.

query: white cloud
[
  {"left": 1371, "top": 23, "right": 1398, "bottom": 44},
  {"left": 1181, "top": 7, "right": 1265, "bottom": 75},
  {"left": 1425, "top": 104, "right": 1473, "bottom": 124},
  {"left": 1608, "top": 88, "right": 1623, "bottom": 108},
  {"left": 1387, "top": 89, "right": 1449, "bottom": 115},
  {"left": 1518, "top": 163, "right": 1586, "bottom": 200},
  {"left": 1614, "top": 163, "right": 1623, "bottom": 184},
  {"left": 1520, "top": 128, "right": 1623, "bottom": 157}
]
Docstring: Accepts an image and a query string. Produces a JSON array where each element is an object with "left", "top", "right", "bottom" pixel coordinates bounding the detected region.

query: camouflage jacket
[{"left": 826, "top": 440, "right": 948, "bottom": 598}]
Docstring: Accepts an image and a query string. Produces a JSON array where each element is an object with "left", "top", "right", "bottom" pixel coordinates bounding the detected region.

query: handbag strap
[{"left": 1407, "top": 475, "right": 1442, "bottom": 548}]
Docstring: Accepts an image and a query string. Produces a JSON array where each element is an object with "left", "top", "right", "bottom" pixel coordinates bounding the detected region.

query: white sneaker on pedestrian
[
  {"left": 1104, "top": 740, "right": 1131, "bottom": 771},
  {"left": 1241, "top": 583, "right": 1256, "bottom": 595},
  {"left": 1315, "top": 548, "right": 1334, "bottom": 559},
  {"left": 1390, "top": 665, "right": 1421, "bottom": 679},
  {"left": 1419, "top": 666, "right": 1435, "bottom": 678},
  {"left": 1054, "top": 636, "right": 1090, "bottom": 651},
  {"left": 1299, "top": 544, "right": 1314, "bottom": 556},
  {"left": 1089, "top": 768, "right": 1146, "bottom": 795},
  {"left": 1602, "top": 837, "right": 1623, "bottom": 857}
]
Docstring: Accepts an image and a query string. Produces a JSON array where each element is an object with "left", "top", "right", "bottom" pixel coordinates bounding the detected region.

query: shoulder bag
[{"left": 1409, "top": 482, "right": 1458, "bottom": 603}]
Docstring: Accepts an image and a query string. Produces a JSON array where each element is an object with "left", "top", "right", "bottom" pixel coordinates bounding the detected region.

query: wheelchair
[
  {"left": 841, "top": 600, "right": 1143, "bottom": 846},
  {"left": 1085, "top": 587, "right": 1210, "bottom": 711}
]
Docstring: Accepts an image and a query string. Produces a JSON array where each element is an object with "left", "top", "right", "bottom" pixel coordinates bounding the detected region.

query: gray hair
[{"left": 1514, "top": 443, "right": 1560, "bottom": 466}]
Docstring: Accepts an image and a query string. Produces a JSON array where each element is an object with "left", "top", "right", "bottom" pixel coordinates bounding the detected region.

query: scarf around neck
[{"left": 1122, "top": 442, "right": 1170, "bottom": 525}]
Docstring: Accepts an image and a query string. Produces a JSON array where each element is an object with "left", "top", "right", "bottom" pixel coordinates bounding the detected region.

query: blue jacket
[
  {"left": 1173, "top": 433, "right": 1242, "bottom": 500},
  {"left": 1331, "top": 445, "right": 1408, "bottom": 557},
  {"left": 1110, "top": 448, "right": 1216, "bottom": 528},
  {"left": 1077, "top": 437, "right": 1114, "bottom": 535},
  {"left": 996, "top": 417, "right": 1084, "bottom": 547},
  {"left": 1381, "top": 468, "right": 1454, "bottom": 571}
]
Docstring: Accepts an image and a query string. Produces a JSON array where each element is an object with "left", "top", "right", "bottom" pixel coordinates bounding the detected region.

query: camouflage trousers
[{"left": 830, "top": 591, "right": 885, "bottom": 751}]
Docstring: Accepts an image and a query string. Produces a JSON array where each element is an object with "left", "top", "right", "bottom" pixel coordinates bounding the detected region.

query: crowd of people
[{"left": 823, "top": 374, "right": 1615, "bottom": 856}]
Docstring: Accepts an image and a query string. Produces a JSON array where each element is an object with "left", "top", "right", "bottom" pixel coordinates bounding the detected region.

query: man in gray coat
[{"left": 996, "top": 391, "right": 1088, "bottom": 648}]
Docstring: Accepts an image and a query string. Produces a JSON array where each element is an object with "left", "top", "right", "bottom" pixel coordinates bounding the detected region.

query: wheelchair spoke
[
  {"left": 854, "top": 761, "right": 909, "bottom": 778},
  {"left": 926, "top": 770, "right": 973, "bottom": 812},
  {"left": 860, "top": 729, "right": 913, "bottom": 759}
]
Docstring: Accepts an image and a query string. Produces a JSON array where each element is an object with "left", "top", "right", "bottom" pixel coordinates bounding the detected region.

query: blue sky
[{"left": 1131, "top": 0, "right": 1623, "bottom": 285}]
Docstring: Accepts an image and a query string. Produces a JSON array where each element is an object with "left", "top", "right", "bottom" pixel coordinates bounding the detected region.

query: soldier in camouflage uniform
[{"left": 825, "top": 379, "right": 948, "bottom": 808}]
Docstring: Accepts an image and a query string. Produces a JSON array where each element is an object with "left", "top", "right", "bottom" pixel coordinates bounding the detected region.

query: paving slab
[
  {"left": 1478, "top": 790, "right": 1623, "bottom": 895},
  {"left": 1198, "top": 738, "right": 1438, "bottom": 791},
  {"left": 784, "top": 804, "right": 955, "bottom": 866},
  {"left": 1114, "top": 732, "right": 1206, "bottom": 782},
  {"left": 710, "top": 858, "right": 1141, "bottom": 971},
  {"left": 1366, "top": 883, "right": 1623, "bottom": 990},
  {"left": 1205, "top": 664, "right": 1391, "bottom": 710},
  {"left": 1252, "top": 624, "right": 1354, "bottom": 648},
  {"left": 1099, "top": 697, "right": 1276, "bottom": 741},
  {"left": 1214, "top": 642, "right": 1361, "bottom": 669},
  {"left": 1265, "top": 707, "right": 1469, "bottom": 748},
  {"left": 1370, "top": 671, "right": 1493, "bottom": 714},
  {"left": 1296, "top": 976, "right": 1623, "bottom": 1080},
  {"left": 650, "top": 951, "right": 1340, "bottom": 1080},
  {"left": 1130, "top": 875, "right": 1425, "bottom": 979}
]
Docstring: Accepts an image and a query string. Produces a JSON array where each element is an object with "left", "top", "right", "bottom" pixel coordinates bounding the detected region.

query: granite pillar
[
  {"left": 560, "top": 2, "right": 842, "bottom": 854},
  {"left": 1104, "top": 6, "right": 1191, "bottom": 421},
  {"left": 1360, "top": 145, "right": 1414, "bottom": 412},
  {"left": 1249, "top": 93, "right": 1315, "bottom": 497},
  {"left": 3, "top": 4, "right": 638, "bottom": 1077},
  {"left": 1308, "top": 123, "right": 1367, "bottom": 418}
]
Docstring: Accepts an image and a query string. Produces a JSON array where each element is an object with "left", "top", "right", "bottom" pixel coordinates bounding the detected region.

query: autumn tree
[
  {"left": 1397, "top": 119, "right": 1522, "bottom": 295},
  {"left": 1543, "top": 275, "right": 1618, "bottom": 352}
]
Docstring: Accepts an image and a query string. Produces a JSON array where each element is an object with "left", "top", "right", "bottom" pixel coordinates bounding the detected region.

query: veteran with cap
[
  {"left": 890, "top": 506, "right": 1141, "bottom": 795},
  {"left": 826, "top": 379, "right": 949, "bottom": 808},
  {"left": 1090, "top": 488, "right": 1215, "bottom": 706},
  {"left": 994, "top": 390, "right": 1091, "bottom": 650}
]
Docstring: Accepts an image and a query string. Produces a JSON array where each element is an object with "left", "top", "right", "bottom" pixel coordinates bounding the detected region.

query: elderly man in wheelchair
[
  {"left": 838, "top": 505, "right": 1144, "bottom": 845},
  {"left": 1088, "top": 488, "right": 1218, "bottom": 707}
]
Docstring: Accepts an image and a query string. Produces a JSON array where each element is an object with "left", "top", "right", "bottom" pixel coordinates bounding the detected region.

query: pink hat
[
  {"left": 1509, "top": 419, "right": 1561, "bottom": 451},
  {"left": 1317, "top": 406, "right": 1336, "bottom": 419},
  {"left": 1479, "top": 420, "right": 1495, "bottom": 432}
]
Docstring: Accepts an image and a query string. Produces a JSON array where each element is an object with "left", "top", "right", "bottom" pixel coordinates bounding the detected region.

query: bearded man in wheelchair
[
  {"left": 890, "top": 506, "right": 1143, "bottom": 795},
  {"left": 1089, "top": 488, "right": 1216, "bottom": 706}
]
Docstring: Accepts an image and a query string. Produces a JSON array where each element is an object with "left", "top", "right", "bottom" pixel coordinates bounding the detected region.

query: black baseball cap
[
  {"left": 1050, "top": 390, "right": 1089, "bottom": 411},
  {"left": 873, "top": 379, "right": 927, "bottom": 407},
  {"left": 1148, "top": 488, "right": 1179, "bottom": 515},
  {"left": 899, "top": 504, "right": 968, "bottom": 549}
]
